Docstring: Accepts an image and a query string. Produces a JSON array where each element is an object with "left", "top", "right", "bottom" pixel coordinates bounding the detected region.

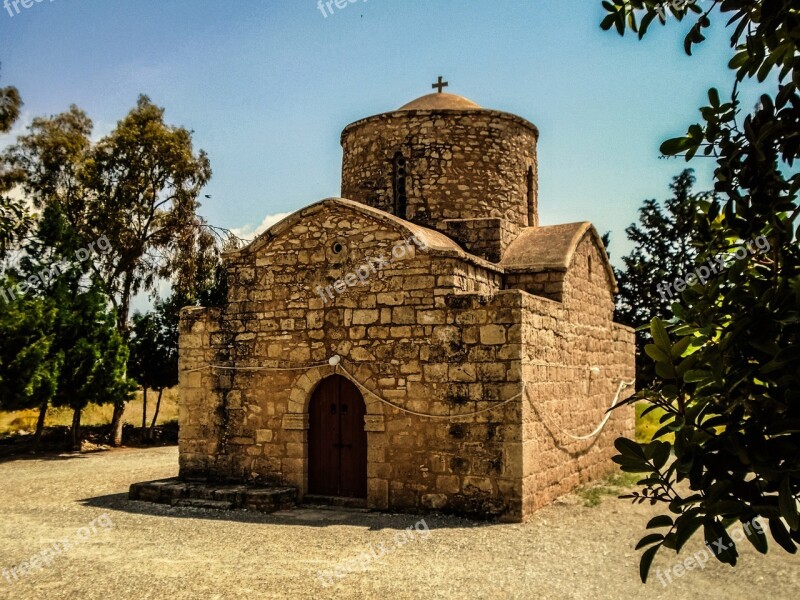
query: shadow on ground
[{"left": 80, "top": 490, "right": 496, "bottom": 532}]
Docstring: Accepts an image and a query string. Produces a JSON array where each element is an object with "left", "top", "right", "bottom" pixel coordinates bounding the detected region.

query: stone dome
[
  {"left": 341, "top": 91, "right": 540, "bottom": 237},
  {"left": 398, "top": 93, "right": 482, "bottom": 111}
]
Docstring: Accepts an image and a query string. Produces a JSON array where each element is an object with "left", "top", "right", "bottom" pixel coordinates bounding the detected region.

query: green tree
[
  {"left": 128, "top": 295, "right": 180, "bottom": 439},
  {"left": 0, "top": 72, "right": 54, "bottom": 442},
  {"left": 0, "top": 291, "right": 58, "bottom": 443},
  {"left": 601, "top": 0, "right": 800, "bottom": 581},
  {"left": 49, "top": 281, "right": 134, "bottom": 450},
  {"left": 18, "top": 205, "right": 135, "bottom": 449},
  {"left": 7, "top": 96, "right": 213, "bottom": 445},
  {"left": 614, "top": 170, "right": 709, "bottom": 386},
  {"left": 0, "top": 68, "right": 30, "bottom": 257}
]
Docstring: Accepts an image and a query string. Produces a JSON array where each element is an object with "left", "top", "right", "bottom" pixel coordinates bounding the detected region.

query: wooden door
[{"left": 308, "top": 376, "right": 367, "bottom": 498}]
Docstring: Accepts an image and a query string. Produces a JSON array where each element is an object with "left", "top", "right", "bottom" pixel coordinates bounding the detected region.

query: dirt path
[{"left": 0, "top": 447, "right": 796, "bottom": 599}]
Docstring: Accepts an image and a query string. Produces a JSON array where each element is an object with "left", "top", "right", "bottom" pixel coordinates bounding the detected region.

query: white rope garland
[
  {"left": 337, "top": 363, "right": 525, "bottom": 420},
  {"left": 547, "top": 379, "right": 635, "bottom": 441},
  {"left": 183, "top": 361, "right": 331, "bottom": 374},
  {"left": 182, "top": 356, "right": 635, "bottom": 440},
  {"left": 339, "top": 362, "right": 634, "bottom": 439}
]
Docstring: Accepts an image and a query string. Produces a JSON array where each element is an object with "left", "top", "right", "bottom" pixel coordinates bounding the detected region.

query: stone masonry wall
[
  {"left": 340, "top": 110, "right": 539, "bottom": 245},
  {"left": 177, "top": 203, "right": 635, "bottom": 521},
  {"left": 194, "top": 203, "right": 530, "bottom": 519},
  {"left": 504, "top": 270, "right": 567, "bottom": 302},
  {"left": 442, "top": 218, "right": 519, "bottom": 263},
  {"left": 521, "top": 235, "right": 635, "bottom": 514},
  {"left": 178, "top": 307, "right": 227, "bottom": 480}
]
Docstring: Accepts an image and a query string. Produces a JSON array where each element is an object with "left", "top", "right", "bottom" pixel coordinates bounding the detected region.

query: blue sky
[{"left": 0, "top": 0, "right": 745, "bottom": 262}]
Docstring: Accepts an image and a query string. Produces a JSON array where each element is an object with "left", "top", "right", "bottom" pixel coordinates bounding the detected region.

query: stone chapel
[{"left": 175, "top": 85, "right": 635, "bottom": 521}]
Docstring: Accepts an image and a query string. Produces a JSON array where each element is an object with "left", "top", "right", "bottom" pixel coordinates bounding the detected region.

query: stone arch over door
[{"left": 281, "top": 365, "right": 386, "bottom": 506}]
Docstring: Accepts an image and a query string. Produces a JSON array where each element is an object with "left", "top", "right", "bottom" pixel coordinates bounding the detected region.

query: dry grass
[{"left": 0, "top": 388, "right": 179, "bottom": 436}]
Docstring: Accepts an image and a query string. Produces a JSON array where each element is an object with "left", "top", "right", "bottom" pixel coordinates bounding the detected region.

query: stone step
[
  {"left": 129, "top": 479, "right": 298, "bottom": 515},
  {"left": 173, "top": 499, "right": 236, "bottom": 510}
]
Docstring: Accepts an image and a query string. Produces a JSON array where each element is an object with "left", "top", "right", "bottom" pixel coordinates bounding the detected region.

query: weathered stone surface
[
  {"left": 176, "top": 94, "right": 635, "bottom": 523},
  {"left": 129, "top": 479, "right": 297, "bottom": 515}
]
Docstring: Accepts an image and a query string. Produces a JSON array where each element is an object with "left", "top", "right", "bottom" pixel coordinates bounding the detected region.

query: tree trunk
[
  {"left": 109, "top": 272, "right": 133, "bottom": 447},
  {"left": 142, "top": 388, "right": 148, "bottom": 430},
  {"left": 109, "top": 402, "right": 125, "bottom": 447},
  {"left": 148, "top": 388, "right": 163, "bottom": 441},
  {"left": 71, "top": 407, "right": 82, "bottom": 451},
  {"left": 33, "top": 400, "right": 48, "bottom": 447}
]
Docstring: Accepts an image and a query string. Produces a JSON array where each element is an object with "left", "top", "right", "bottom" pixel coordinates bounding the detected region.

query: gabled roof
[
  {"left": 224, "top": 198, "right": 502, "bottom": 272},
  {"left": 500, "top": 222, "right": 617, "bottom": 288}
]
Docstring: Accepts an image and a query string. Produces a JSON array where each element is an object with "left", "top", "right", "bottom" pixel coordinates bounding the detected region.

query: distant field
[{"left": 0, "top": 388, "right": 179, "bottom": 436}]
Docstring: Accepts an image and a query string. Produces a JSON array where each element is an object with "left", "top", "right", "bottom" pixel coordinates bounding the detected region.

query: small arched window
[
  {"left": 526, "top": 166, "right": 535, "bottom": 227},
  {"left": 393, "top": 152, "right": 408, "bottom": 218}
]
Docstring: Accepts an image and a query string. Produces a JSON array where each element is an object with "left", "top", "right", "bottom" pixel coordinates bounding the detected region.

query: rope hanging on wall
[
  {"left": 183, "top": 360, "right": 331, "bottom": 374},
  {"left": 182, "top": 356, "right": 635, "bottom": 440},
  {"left": 339, "top": 361, "right": 634, "bottom": 439}
]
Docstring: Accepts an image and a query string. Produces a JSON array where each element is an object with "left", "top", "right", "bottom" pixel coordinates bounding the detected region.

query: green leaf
[
  {"left": 638, "top": 10, "right": 656, "bottom": 39},
  {"left": 615, "top": 436, "right": 646, "bottom": 459},
  {"left": 670, "top": 336, "right": 693, "bottom": 359},
  {"left": 684, "top": 369, "right": 711, "bottom": 383},
  {"left": 660, "top": 136, "right": 692, "bottom": 156},
  {"left": 600, "top": 14, "right": 616, "bottom": 31},
  {"left": 645, "top": 344, "right": 671, "bottom": 363},
  {"left": 651, "top": 442, "right": 672, "bottom": 470},
  {"left": 651, "top": 318, "right": 671, "bottom": 353},
  {"left": 655, "top": 360, "right": 677, "bottom": 380}
]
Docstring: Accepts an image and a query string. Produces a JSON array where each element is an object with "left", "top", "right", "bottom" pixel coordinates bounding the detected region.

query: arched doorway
[{"left": 308, "top": 375, "right": 367, "bottom": 499}]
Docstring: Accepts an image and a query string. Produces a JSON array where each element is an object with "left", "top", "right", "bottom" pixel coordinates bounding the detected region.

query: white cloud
[{"left": 232, "top": 211, "right": 294, "bottom": 242}]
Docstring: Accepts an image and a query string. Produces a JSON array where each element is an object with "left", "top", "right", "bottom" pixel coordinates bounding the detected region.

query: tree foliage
[
  {"left": 0, "top": 292, "right": 57, "bottom": 417},
  {"left": 601, "top": 0, "right": 800, "bottom": 582},
  {"left": 128, "top": 295, "right": 180, "bottom": 435},
  {"left": 6, "top": 95, "right": 214, "bottom": 444},
  {"left": 0, "top": 68, "right": 30, "bottom": 257},
  {"left": 614, "top": 170, "right": 711, "bottom": 386},
  {"left": 14, "top": 205, "right": 134, "bottom": 447}
]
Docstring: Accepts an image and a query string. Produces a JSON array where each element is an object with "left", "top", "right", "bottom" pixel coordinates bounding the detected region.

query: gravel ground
[{"left": 0, "top": 447, "right": 797, "bottom": 600}]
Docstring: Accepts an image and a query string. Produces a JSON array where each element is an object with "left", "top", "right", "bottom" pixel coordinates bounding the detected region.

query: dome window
[{"left": 393, "top": 152, "right": 408, "bottom": 219}]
